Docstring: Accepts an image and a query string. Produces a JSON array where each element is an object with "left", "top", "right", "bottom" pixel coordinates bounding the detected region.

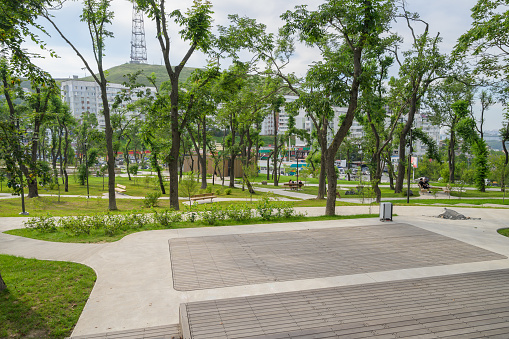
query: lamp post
[
  {"left": 84, "top": 140, "right": 90, "bottom": 199},
  {"left": 296, "top": 150, "right": 300, "bottom": 184},
  {"left": 407, "top": 128, "right": 413, "bottom": 204},
  {"left": 16, "top": 119, "right": 28, "bottom": 215}
]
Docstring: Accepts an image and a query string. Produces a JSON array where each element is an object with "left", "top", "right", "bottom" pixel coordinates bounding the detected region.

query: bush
[
  {"left": 144, "top": 192, "right": 161, "bottom": 208},
  {"left": 153, "top": 209, "right": 182, "bottom": 228},
  {"left": 60, "top": 216, "right": 91, "bottom": 236},
  {"left": 225, "top": 203, "right": 252, "bottom": 222},
  {"left": 225, "top": 188, "right": 232, "bottom": 195},
  {"left": 205, "top": 185, "right": 213, "bottom": 193},
  {"left": 215, "top": 188, "right": 222, "bottom": 195},
  {"left": 256, "top": 196, "right": 274, "bottom": 220},
  {"left": 24, "top": 215, "right": 57, "bottom": 233},
  {"left": 202, "top": 204, "right": 226, "bottom": 225}
]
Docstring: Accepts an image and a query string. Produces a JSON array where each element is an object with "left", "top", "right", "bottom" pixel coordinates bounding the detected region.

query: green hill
[{"left": 80, "top": 63, "right": 198, "bottom": 88}]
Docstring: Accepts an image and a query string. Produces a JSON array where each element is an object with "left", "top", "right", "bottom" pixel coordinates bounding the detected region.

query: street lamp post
[
  {"left": 84, "top": 141, "right": 90, "bottom": 199},
  {"left": 407, "top": 128, "right": 413, "bottom": 204},
  {"left": 296, "top": 150, "right": 300, "bottom": 185}
]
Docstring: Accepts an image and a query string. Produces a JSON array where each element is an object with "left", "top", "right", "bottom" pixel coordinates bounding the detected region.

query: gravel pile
[{"left": 437, "top": 208, "right": 478, "bottom": 220}]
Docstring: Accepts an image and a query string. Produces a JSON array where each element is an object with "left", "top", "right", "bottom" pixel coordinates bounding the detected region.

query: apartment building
[{"left": 60, "top": 76, "right": 155, "bottom": 129}]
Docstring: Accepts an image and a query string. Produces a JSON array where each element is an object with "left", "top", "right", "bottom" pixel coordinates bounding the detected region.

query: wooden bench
[
  {"left": 189, "top": 193, "right": 217, "bottom": 203},
  {"left": 283, "top": 182, "right": 304, "bottom": 190},
  {"left": 115, "top": 184, "right": 127, "bottom": 193}
]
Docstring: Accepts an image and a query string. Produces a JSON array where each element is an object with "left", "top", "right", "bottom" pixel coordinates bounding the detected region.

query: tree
[
  {"left": 425, "top": 78, "right": 472, "bottom": 183},
  {"left": 134, "top": 0, "right": 214, "bottom": 210},
  {"left": 454, "top": 100, "right": 489, "bottom": 192},
  {"left": 390, "top": 2, "right": 446, "bottom": 193},
  {"left": 281, "top": 0, "right": 396, "bottom": 215},
  {"left": 43, "top": 0, "right": 118, "bottom": 210},
  {"left": 455, "top": 0, "right": 509, "bottom": 189}
]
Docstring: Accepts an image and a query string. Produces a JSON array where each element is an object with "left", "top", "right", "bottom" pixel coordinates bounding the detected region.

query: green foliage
[
  {"left": 472, "top": 139, "right": 489, "bottom": 191},
  {"left": 225, "top": 188, "right": 232, "bottom": 195},
  {"left": 180, "top": 172, "right": 199, "bottom": 201},
  {"left": 129, "top": 164, "right": 139, "bottom": 177},
  {"left": 24, "top": 214, "right": 57, "bottom": 233},
  {"left": 77, "top": 164, "right": 88, "bottom": 186},
  {"left": 202, "top": 204, "right": 227, "bottom": 225},
  {"left": 143, "top": 192, "right": 161, "bottom": 208},
  {"left": 153, "top": 209, "right": 182, "bottom": 228},
  {"left": 224, "top": 203, "right": 253, "bottom": 222}
]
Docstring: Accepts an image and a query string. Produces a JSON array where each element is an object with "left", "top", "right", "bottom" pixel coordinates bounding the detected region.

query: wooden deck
[
  {"left": 169, "top": 223, "right": 505, "bottom": 291},
  {"left": 181, "top": 269, "right": 509, "bottom": 339}
]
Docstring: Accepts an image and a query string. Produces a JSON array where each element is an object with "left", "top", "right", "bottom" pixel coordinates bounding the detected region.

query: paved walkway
[{"left": 1, "top": 206, "right": 509, "bottom": 338}]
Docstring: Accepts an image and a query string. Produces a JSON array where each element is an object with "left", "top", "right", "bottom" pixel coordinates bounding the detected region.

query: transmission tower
[{"left": 130, "top": 2, "right": 147, "bottom": 64}]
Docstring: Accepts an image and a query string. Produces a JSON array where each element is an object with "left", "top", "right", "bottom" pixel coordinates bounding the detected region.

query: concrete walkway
[{"left": 1, "top": 206, "right": 509, "bottom": 337}]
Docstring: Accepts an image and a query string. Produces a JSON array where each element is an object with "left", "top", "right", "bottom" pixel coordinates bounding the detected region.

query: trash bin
[{"left": 379, "top": 202, "right": 393, "bottom": 221}]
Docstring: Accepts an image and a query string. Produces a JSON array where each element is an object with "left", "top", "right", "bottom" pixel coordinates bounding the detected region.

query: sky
[{"left": 25, "top": 0, "right": 505, "bottom": 131}]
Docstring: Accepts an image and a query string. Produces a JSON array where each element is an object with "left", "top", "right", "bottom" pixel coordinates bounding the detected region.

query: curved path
[{"left": 1, "top": 206, "right": 509, "bottom": 337}]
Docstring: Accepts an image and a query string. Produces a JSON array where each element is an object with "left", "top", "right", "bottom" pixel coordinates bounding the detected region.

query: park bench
[
  {"left": 441, "top": 186, "right": 451, "bottom": 195},
  {"left": 115, "top": 184, "right": 127, "bottom": 194},
  {"left": 189, "top": 193, "right": 217, "bottom": 203},
  {"left": 283, "top": 182, "right": 304, "bottom": 191}
]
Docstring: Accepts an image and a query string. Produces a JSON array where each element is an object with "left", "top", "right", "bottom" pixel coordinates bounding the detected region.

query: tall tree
[
  {"left": 455, "top": 100, "right": 489, "bottom": 192},
  {"left": 425, "top": 78, "right": 472, "bottom": 183},
  {"left": 281, "top": 0, "right": 396, "bottom": 215},
  {"left": 134, "top": 0, "right": 214, "bottom": 210},
  {"left": 43, "top": 0, "right": 118, "bottom": 210},
  {"left": 390, "top": 2, "right": 446, "bottom": 193}
]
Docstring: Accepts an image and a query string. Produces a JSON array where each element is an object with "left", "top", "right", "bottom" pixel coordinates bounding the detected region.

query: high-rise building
[{"left": 60, "top": 77, "right": 155, "bottom": 129}]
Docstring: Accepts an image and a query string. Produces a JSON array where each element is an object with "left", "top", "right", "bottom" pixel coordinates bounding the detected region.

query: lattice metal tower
[{"left": 130, "top": 2, "right": 147, "bottom": 64}]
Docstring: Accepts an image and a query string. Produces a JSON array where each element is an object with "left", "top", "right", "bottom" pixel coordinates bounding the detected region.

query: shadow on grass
[{"left": 0, "top": 287, "right": 50, "bottom": 338}]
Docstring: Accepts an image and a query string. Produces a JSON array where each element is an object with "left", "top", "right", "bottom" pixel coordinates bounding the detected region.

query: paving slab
[
  {"left": 180, "top": 269, "right": 509, "bottom": 339},
  {"left": 169, "top": 223, "right": 506, "bottom": 290}
]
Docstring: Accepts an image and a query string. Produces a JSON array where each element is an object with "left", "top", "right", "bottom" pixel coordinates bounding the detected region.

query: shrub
[
  {"left": 205, "top": 185, "right": 213, "bottom": 193},
  {"left": 144, "top": 192, "right": 161, "bottom": 208},
  {"left": 256, "top": 196, "right": 274, "bottom": 220},
  {"left": 24, "top": 215, "right": 57, "bottom": 233},
  {"left": 153, "top": 209, "right": 182, "bottom": 228},
  {"left": 202, "top": 204, "right": 226, "bottom": 225},
  {"left": 215, "top": 188, "right": 222, "bottom": 195},
  {"left": 225, "top": 203, "right": 252, "bottom": 222},
  {"left": 225, "top": 188, "right": 232, "bottom": 195},
  {"left": 60, "top": 216, "right": 91, "bottom": 236}
]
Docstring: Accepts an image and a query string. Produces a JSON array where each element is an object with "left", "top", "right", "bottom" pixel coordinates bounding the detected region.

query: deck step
[{"left": 69, "top": 324, "right": 181, "bottom": 339}]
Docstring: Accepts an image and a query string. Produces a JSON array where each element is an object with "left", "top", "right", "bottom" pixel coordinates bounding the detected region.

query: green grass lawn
[
  {"left": 0, "top": 175, "right": 261, "bottom": 198},
  {"left": 0, "top": 255, "right": 96, "bottom": 338},
  {"left": 385, "top": 198, "right": 509, "bottom": 206},
  {"left": 498, "top": 228, "right": 509, "bottom": 237}
]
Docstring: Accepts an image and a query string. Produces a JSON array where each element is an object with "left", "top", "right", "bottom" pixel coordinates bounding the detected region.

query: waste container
[{"left": 379, "top": 202, "right": 393, "bottom": 221}]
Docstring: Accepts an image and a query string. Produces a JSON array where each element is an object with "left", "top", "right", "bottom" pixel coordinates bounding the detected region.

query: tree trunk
[
  {"left": 63, "top": 126, "right": 69, "bottom": 192},
  {"left": 325, "top": 154, "right": 338, "bottom": 215},
  {"left": 201, "top": 116, "right": 207, "bottom": 190},
  {"left": 101, "top": 81, "right": 118, "bottom": 211},
  {"left": 168, "top": 103, "right": 181, "bottom": 210},
  {"left": 448, "top": 131, "right": 456, "bottom": 183},
  {"left": 153, "top": 152, "right": 166, "bottom": 194},
  {"left": 372, "top": 152, "right": 382, "bottom": 203},
  {"left": 0, "top": 272, "right": 6, "bottom": 291},
  {"left": 317, "top": 152, "right": 326, "bottom": 199}
]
